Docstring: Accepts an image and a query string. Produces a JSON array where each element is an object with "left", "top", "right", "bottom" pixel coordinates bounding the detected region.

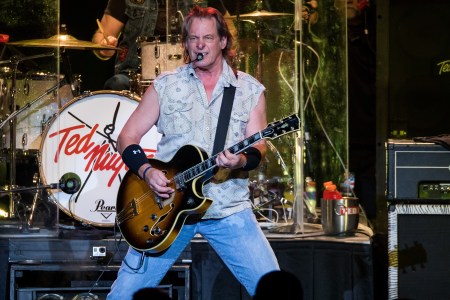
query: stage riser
[
  {"left": 1, "top": 237, "right": 374, "bottom": 300},
  {"left": 6, "top": 238, "right": 191, "bottom": 264},
  {"left": 11, "top": 264, "right": 189, "bottom": 300}
]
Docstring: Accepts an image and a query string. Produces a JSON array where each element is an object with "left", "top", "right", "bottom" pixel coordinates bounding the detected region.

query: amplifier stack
[{"left": 386, "top": 139, "right": 450, "bottom": 299}]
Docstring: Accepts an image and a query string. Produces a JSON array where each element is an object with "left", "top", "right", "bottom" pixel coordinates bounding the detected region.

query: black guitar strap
[{"left": 212, "top": 84, "right": 236, "bottom": 155}]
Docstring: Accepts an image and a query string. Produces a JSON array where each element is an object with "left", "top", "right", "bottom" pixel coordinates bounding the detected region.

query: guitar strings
[{"left": 116, "top": 129, "right": 279, "bottom": 222}]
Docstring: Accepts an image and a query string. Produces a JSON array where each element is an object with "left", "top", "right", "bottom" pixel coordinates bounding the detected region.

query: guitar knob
[
  {"left": 146, "top": 239, "right": 154, "bottom": 245},
  {"left": 143, "top": 225, "right": 149, "bottom": 232},
  {"left": 155, "top": 227, "right": 162, "bottom": 234},
  {"left": 151, "top": 214, "right": 157, "bottom": 220}
]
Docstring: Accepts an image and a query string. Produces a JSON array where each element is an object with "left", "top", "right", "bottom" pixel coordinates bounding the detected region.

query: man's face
[{"left": 185, "top": 17, "right": 227, "bottom": 68}]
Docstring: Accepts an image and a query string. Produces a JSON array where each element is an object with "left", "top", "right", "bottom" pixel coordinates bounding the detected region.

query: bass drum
[{"left": 39, "top": 91, "right": 161, "bottom": 227}]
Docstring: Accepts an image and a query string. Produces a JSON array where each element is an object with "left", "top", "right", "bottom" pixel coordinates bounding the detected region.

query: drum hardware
[
  {"left": 227, "top": 10, "right": 293, "bottom": 20},
  {"left": 0, "top": 74, "right": 67, "bottom": 131},
  {"left": 7, "top": 33, "right": 121, "bottom": 51},
  {"left": 0, "top": 55, "right": 78, "bottom": 228},
  {"left": 41, "top": 113, "right": 50, "bottom": 134},
  {"left": 0, "top": 172, "right": 81, "bottom": 230},
  {"left": 0, "top": 51, "right": 56, "bottom": 221},
  {"left": 0, "top": 174, "right": 80, "bottom": 195},
  {"left": 26, "top": 172, "right": 41, "bottom": 232},
  {"left": 1, "top": 28, "right": 93, "bottom": 228},
  {"left": 227, "top": 0, "right": 294, "bottom": 20},
  {"left": 253, "top": 190, "right": 283, "bottom": 211},
  {"left": 21, "top": 132, "right": 27, "bottom": 149},
  {"left": 129, "top": 72, "right": 152, "bottom": 97},
  {"left": 169, "top": 53, "right": 183, "bottom": 61},
  {"left": 225, "top": 0, "right": 294, "bottom": 78}
]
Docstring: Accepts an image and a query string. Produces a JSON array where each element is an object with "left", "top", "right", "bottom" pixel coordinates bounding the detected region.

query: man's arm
[
  {"left": 92, "top": 14, "right": 123, "bottom": 59},
  {"left": 244, "top": 92, "right": 267, "bottom": 161},
  {"left": 117, "top": 85, "right": 160, "bottom": 154},
  {"left": 118, "top": 85, "right": 174, "bottom": 197}
]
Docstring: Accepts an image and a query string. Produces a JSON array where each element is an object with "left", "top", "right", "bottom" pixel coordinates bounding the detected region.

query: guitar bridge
[
  {"left": 131, "top": 198, "right": 139, "bottom": 215},
  {"left": 115, "top": 198, "right": 139, "bottom": 225}
]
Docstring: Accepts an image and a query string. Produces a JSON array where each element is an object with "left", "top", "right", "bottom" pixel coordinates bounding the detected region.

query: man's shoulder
[
  {"left": 235, "top": 70, "right": 264, "bottom": 89},
  {"left": 153, "top": 65, "right": 190, "bottom": 85}
]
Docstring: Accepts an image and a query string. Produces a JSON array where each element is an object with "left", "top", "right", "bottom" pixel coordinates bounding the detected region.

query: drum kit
[
  {"left": 0, "top": 31, "right": 162, "bottom": 233},
  {"left": 0, "top": 3, "right": 296, "bottom": 233},
  {"left": 130, "top": 4, "right": 294, "bottom": 94}
]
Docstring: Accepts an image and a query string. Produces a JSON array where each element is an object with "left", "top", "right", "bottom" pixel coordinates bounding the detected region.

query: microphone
[
  {"left": 192, "top": 53, "right": 204, "bottom": 62},
  {"left": 0, "top": 172, "right": 81, "bottom": 195},
  {"left": 58, "top": 172, "right": 81, "bottom": 194}
]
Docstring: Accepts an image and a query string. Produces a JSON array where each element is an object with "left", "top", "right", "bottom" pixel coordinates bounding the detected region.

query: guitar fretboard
[
  {"left": 178, "top": 131, "right": 263, "bottom": 184},
  {"left": 172, "top": 113, "right": 299, "bottom": 188}
]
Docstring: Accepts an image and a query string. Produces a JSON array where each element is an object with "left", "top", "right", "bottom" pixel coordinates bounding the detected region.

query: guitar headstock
[{"left": 262, "top": 114, "right": 300, "bottom": 139}]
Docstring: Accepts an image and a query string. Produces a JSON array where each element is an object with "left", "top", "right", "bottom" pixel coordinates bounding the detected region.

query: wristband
[
  {"left": 121, "top": 144, "right": 149, "bottom": 177},
  {"left": 241, "top": 146, "right": 262, "bottom": 171},
  {"left": 142, "top": 165, "right": 153, "bottom": 179}
]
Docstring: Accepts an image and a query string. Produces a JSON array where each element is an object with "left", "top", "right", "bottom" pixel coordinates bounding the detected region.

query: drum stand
[
  {"left": 27, "top": 173, "right": 42, "bottom": 232},
  {"left": 0, "top": 52, "right": 68, "bottom": 232},
  {"left": 0, "top": 182, "right": 55, "bottom": 232}
]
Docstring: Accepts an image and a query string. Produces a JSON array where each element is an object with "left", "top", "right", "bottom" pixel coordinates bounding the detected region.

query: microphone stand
[
  {"left": 1, "top": 181, "right": 62, "bottom": 233},
  {"left": 270, "top": 0, "right": 317, "bottom": 235},
  {"left": 0, "top": 184, "right": 58, "bottom": 195}
]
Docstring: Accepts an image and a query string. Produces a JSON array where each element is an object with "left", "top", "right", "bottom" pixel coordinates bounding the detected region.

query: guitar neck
[
  {"left": 180, "top": 131, "right": 263, "bottom": 182},
  {"left": 175, "top": 113, "right": 300, "bottom": 184}
]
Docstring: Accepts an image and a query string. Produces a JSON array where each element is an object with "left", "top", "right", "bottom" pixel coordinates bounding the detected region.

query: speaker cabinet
[
  {"left": 388, "top": 203, "right": 450, "bottom": 299},
  {"left": 386, "top": 0, "right": 450, "bottom": 138}
]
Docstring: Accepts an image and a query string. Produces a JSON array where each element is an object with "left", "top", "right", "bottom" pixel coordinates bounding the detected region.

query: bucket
[{"left": 321, "top": 197, "right": 359, "bottom": 235}]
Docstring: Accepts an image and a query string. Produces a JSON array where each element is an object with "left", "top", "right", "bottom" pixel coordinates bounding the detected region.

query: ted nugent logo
[
  {"left": 50, "top": 123, "right": 123, "bottom": 187},
  {"left": 48, "top": 123, "right": 156, "bottom": 187},
  {"left": 41, "top": 95, "right": 160, "bottom": 225}
]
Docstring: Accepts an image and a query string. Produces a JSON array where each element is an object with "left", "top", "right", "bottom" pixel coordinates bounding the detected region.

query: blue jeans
[{"left": 107, "top": 209, "right": 280, "bottom": 299}]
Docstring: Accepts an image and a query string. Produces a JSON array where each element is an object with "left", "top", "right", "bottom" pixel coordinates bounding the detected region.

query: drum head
[{"left": 39, "top": 91, "right": 161, "bottom": 227}]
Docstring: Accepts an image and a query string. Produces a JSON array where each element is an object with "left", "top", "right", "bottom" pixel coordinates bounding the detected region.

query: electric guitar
[{"left": 116, "top": 114, "right": 300, "bottom": 253}]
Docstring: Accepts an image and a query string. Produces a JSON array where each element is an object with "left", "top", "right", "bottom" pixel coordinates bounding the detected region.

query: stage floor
[{"left": 1, "top": 221, "right": 374, "bottom": 300}]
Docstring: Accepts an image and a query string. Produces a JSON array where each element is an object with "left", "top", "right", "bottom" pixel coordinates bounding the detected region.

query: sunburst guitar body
[{"left": 116, "top": 114, "right": 300, "bottom": 253}]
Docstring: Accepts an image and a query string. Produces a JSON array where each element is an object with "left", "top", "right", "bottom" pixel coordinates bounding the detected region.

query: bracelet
[
  {"left": 142, "top": 165, "right": 152, "bottom": 179},
  {"left": 92, "top": 49, "right": 113, "bottom": 61},
  {"left": 121, "top": 144, "right": 149, "bottom": 176},
  {"left": 241, "top": 146, "right": 262, "bottom": 171},
  {"left": 92, "top": 32, "right": 113, "bottom": 61}
]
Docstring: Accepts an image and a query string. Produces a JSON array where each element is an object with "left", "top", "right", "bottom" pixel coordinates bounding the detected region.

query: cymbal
[
  {"left": 8, "top": 34, "right": 120, "bottom": 51},
  {"left": 227, "top": 10, "right": 293, "bottom": 20}
]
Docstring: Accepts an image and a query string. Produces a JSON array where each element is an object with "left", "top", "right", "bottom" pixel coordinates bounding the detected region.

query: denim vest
[
  {"left": 152, "top": 60, "right": 265, "bottom": 218},
  {"left": 116, "top": 0, "right": 207, "bottom": 75}
]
